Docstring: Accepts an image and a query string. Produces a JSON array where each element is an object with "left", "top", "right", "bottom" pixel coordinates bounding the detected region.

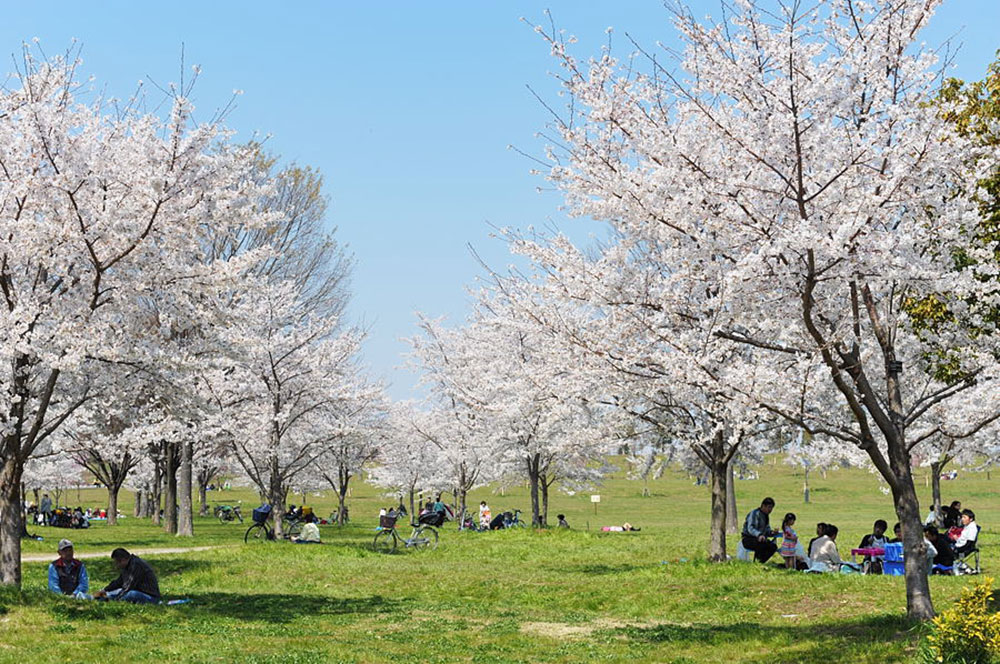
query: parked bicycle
[
  {"left": 371, "top": 507, "right": 438, "bottom": 553},
  {"left": 505, "top": 509, "right": 527, "bottom": 529},
  {"left": 215, "top": 502, "right": 243, "bottom": 524},
  {"left": 458, "top": 509, "right": 487, "bottom": 532},
  {"left": 488, "top": 509, "right": 527, "bottom": 530},
  {"left": 244, "top": 505, "right": 304, "bottom": 543}
]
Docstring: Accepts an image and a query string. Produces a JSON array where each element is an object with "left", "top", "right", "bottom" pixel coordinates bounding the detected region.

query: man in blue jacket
[{"left": 48, "top": 539, "right": 89, "bottom": 597}]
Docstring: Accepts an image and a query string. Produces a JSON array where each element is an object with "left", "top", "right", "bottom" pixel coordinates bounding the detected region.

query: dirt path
[{"left": 21, "top": 545, "right": 227, "bottom": 562}]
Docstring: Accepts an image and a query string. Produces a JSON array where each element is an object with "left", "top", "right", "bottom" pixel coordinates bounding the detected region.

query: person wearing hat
[{"left": 47, "top": 539, "right": 89, "bottom": 597}]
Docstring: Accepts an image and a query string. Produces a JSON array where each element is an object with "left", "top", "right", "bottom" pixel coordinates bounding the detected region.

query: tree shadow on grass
[
  {"left": 79, "top": 557, "right": 214, "bottom": 588},
  {"left": 554, "top": 563, "right": 644, "bottom": 575},
  {"left": 187, "top": 592, "right": 406, "bottom": 624},
  {"left": 47, "top": 591, "right": 405, "bottom": 625},
  {"left": 611, "top": 614, "right": 920, "bottom": 662}
]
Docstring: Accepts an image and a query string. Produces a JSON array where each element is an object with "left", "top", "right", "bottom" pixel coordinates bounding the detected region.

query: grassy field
[{"left": 0, "top": 461, "right": 993, "bottom": 663}]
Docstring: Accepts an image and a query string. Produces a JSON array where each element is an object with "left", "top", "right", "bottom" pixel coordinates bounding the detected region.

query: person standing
[
  {"left": 779, "top": 513, "right": 799, "bottom": 569},
  {"left": 741, "top": 497, "right": 779, "bottom": 563},
  {"left": 47, "top": 539, "right": 89, "bottom": 597},
  {"left": 40, "top": 493, "right": 53, "bottom": 526}
]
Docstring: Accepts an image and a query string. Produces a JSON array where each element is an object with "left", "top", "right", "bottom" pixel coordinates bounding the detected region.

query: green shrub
[{"left": 927, "top": 577, "right": 1000, "bottom": 663}]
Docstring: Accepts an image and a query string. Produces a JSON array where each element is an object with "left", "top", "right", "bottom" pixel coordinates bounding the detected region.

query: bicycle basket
[
  {"left": 252, "top": 505, "right": 272, "bottom": 524},
  {"left": 379, "top": 514, "right": 398, "bottom": 529}
]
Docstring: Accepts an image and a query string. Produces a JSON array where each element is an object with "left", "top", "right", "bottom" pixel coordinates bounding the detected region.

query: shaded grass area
[{"left": 4, "top": 462, "right": 998, "bottom": 662}]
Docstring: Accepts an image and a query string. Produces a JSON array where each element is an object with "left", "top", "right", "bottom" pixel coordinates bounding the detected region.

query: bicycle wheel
[
  {"left": 372, "top": 529, "right": 397, "bottom": 553},
  {"left": 284, "top": 519, "right": 303, "bottom": 540},
  {"left": 244, "top": 523, "right": 270, "bottom": 543},
  {"left": 413, "top": 526, "right": 438, "bottom": 550},
  {"left": 218, "top": 511, "right": 228, "bottom": 524}
]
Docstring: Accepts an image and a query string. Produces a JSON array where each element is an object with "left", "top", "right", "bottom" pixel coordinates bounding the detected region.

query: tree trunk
[
  {"left": 803, "top": 468, "right": 811, "bottom": 504},
  {"left": 177, "top": 441, "right": 194, "bottom": 537},
  {"left": 198, "top": 480, "right": 208, "bottom": 517},
  {"left": 335, "top": 465, "right": 350, "bottom": 525},
  {"left": 707, "top": 456, "right": 728, "bottom": 562},
  {"left": 337, "top": 484, "right": 349, "bottom": 525},
  {"left": 107, "top": 486, "right": 120, "bottom": 526},
  {"left": 725, "top": 457, "right": 738, "bottom": 534},
  {"left": 527, "top": 454, "right": 541, "bottom": 527},
  {"left": 885, "top": 363, "right": 935, "bottom": 620},
  {"left": 163, "top": 443, "right": 177, "bottom": 535},
  {"left": 269, "top": 456, "right": 284, "bottom": 538},
  {"left": 457, "top": 486, "right": 467, "bottom": 528},
  {"left": 0, "top": 458, "right": 25, "bottom": 587},
  {"left": 408, "top": 488, "right": 416, "bottom": 521},
  {"left": 151, "top": 463, "right": 162, "bottom": 525},
  {"left": 540, "top": 477, "right": 550, "bottom": 527},
  {"left": 133, "top": 491, "right": 142, "bottom": 518},
  {"left": 892, "top": 467, "right": 935, "bottom": 620},
  {"left": 930, "top": 461, "right": 942, "bottom": 523}
]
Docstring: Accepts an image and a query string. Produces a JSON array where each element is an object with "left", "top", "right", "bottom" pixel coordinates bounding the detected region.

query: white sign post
[{"left": 591, "top": 494, "right": 600, "bottom": 514}]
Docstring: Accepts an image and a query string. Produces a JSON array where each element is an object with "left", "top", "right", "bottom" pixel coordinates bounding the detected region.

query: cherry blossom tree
[
  {"left": 0, "top": 51, "right": 273, "bottom": 586},
  {"left": 313, "top": 380, "right": 387, "bottom": 526},
  {"left": 409, "top": 303, "right": 613, "bottom": 527},
  {"left": 209, "top": 279, "right": 367, "bottom": 538},
  {"left": 524, "top": 0, "right": 1000, "bottom": 618},
  {"left": 368, "top": 404, "right": 441, "bottom": 518},
  {"left": 407, "top": 405, "right": 498, "bottom": 524}
]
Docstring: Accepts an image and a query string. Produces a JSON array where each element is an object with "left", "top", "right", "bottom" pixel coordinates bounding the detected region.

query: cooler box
[
  {"left": 883, "top": 543, "right": 904, "bottom": 562},
  {"left": 883, "top": 561, "right": 904, "bottom": 576}
]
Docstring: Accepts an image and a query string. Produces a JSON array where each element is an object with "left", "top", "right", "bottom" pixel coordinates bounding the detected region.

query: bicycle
[
  {"left": 244, "top": 506, "right": 305, "bottom": 543},
  {"left": 371, "top": 510, "right": 438, "bottom": 553},
  {"left": 506, "top": 509, "right": 527, "bottom": 529},
  {"left": 215, "top": 503, "right": 243, "bottom": 524}
]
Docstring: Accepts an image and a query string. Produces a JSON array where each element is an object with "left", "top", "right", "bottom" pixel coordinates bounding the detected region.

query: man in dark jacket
[
  {"left": 94, "top": 548, "right": 160, "bottom": 604},
  {"left": 741, "top": 497, "right": 779, "bottom": 563}
]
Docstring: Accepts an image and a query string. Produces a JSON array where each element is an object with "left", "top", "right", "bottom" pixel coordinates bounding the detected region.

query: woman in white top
[{"left": 954, "top": 509, "right": 979, "bottom": 555}]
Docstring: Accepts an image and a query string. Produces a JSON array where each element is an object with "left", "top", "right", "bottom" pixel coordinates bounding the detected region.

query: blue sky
[{"left": 2, "top": 2, "right": 997, "bottom": 399}]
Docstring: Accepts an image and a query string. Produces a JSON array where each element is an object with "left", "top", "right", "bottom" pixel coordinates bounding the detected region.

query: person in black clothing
[
  {"left": 94, "top": 548, "right": 160, "bottom": 604},
  {"left": 924, "top": 526, "right": 955, "bottom": 573},
  {"left": 741, "top": 497, "right": 779, "bottom": 563},
  {"left": 858, "top": 519, "right": 889, "bottom": 574},
  {"left": 887, "top": 522, "right": 902, "bottom": 543},
  {"left": 942, "top": 501, "right": 962, "bottom": 530}
]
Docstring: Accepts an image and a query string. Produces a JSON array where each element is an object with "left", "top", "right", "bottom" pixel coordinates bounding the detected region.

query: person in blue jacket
[{"left": 48, "top": 539, "right": 89, "bottom": 597}]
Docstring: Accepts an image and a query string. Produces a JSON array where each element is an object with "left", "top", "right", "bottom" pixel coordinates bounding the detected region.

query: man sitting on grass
[
  {"left": 93, "top": 548, "right": 160, "bottom": 604},
  {"left": 741, "top": 497, "right": 779, "bottom": 563},
  {"left": 48, "top": 539, "right": 88, "bottom": 597}
]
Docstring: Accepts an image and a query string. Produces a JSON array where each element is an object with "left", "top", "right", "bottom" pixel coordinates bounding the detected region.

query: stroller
[
  {"left": 490, "top": 511, "right": 513, "bottom": 530},
  {"left": 418, "top": 510, "right": 446, "bottom": 527}
]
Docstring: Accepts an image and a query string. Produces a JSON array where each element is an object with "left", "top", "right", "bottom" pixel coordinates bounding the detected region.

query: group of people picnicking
[
  {"left": 741, "top": 497, "right": 981, "bottom": 574},
  {"left": 47, "top": 539, "right": 161, "bottom": 604},
  {"left": 25, "top": 494, "right": 110, "bottom": 529}
]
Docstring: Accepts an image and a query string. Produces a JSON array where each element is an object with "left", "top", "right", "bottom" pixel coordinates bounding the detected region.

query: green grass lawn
[{"left": 1, "top": 461, "right": 992, "bottom": 663}]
